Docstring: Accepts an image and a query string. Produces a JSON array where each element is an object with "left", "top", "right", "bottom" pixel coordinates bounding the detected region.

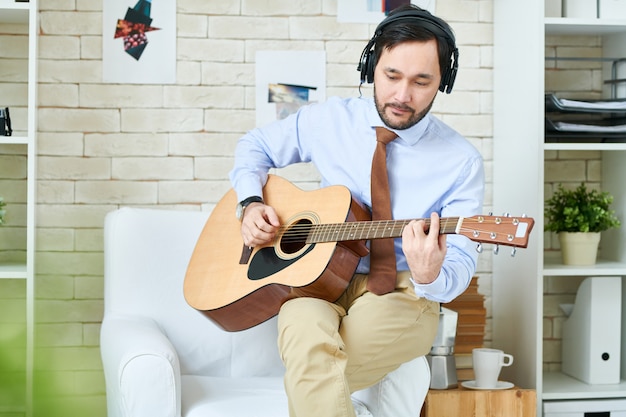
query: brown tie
[{"left": 367, "top": 127, "right": 398, "bottom": 295}]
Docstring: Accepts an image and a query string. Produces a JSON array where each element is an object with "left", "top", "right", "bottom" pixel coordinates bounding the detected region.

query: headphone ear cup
[
  {"left": 365, "top": 50, "right": 376, "bottom": 84},
  {"left": 445, "top": 66, "right": 457, "bottom": 94},
  {"left": 439, "top": 67, "right": 451, "bottom": 93},
  {"left": 441, "top": 49, "right": 459, "bottom": 93}
]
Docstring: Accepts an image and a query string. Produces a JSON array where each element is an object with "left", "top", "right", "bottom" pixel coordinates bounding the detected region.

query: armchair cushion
[{"left": 101, "top": 207, "right": 430, "bottom": 417}]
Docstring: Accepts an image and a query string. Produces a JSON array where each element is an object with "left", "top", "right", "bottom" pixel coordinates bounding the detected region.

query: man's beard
[{"left": 374, "top": 86, "right": 435, "bottom": 130}]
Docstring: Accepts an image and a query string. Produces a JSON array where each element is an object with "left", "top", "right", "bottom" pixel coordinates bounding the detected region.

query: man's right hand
[{"left": 240, "top": 203, "right": 280, "bottom": 247}]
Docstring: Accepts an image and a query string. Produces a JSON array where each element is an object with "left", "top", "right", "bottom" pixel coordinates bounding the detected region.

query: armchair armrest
[{"left": 100, "top": 315, "right": 182, "bottom": 417}]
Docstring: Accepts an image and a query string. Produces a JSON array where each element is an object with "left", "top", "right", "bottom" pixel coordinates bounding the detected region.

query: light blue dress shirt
[{"left": 230, "top": 96, "right": 484, "bottom": 302}]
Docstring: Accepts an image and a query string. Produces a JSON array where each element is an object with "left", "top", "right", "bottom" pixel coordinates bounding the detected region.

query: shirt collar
[{"left": 366, "top": 98, "right": 431, "bottom": 146}]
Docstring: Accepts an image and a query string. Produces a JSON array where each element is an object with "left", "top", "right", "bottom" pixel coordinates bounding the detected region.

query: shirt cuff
[
  {"left": 410, "top": 271, "right": 447, "bottom": 301},
  {"left": 233, "top": 174, "right": 265, "bottom": 203}
]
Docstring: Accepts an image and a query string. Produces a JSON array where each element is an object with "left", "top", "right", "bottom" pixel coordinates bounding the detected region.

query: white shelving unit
[
  {"left": 0, "top": 0, "right": 37, "bottom": 416},
  {"left": 494, "top": 2, "right": 626, "bottom": 416}
]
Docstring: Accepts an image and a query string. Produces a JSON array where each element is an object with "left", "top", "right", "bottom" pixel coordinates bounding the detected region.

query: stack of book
[{"left": 442, "top": 276, "right": 486, "bottom": 381}]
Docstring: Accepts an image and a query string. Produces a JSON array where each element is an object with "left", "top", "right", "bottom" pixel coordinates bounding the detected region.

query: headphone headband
[{"left": 357, "top": 8, "right": 459, "bottom": 94}]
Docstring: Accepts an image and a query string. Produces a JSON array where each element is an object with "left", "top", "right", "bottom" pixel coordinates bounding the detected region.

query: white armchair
[{"left": 100, "top": 207, "right": 431, "bottom": 417}]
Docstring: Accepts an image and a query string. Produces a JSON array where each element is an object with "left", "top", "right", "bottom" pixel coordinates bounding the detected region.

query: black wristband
[
  {"left": 239, "top": 196, "right": 264, "bottom": 208},
  {"left": 236, "top": 196, "right": 264, "bottom": 221}
]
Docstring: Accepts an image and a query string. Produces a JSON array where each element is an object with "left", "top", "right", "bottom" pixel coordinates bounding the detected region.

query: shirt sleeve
[
  {"left": 412, "top": 155, "right": 484, "bottom": 303},
  {"left": 229, "top": 111, "right": 310, "bottom": 201}
]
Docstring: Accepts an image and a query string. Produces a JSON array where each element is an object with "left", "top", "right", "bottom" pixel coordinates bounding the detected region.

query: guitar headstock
[{"left": 457, "top": 215, "right": 535, "bottom": 249}]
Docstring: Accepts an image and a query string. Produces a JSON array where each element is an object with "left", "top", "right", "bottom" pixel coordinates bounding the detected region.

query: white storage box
[
  {"left": 546, "top": 0, "right": 563, "bottom": 17},
  {"left": 599, "top": 0, "right": 626, "bottom": 18},
  {"left": 561, "top": 276, "right": 622, "bottom": 385},
  {"left": 563, "top": 0, "right": 598, "bottom": 18},
  {"left": 544, "top": 399, "right": 626, "bottom": 417}
]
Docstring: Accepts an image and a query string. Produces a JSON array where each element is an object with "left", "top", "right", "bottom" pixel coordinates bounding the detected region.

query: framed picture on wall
[
  {"left": 102, "top": 0, "right": 176, "bottom": 84},
  {"left": 255, "top": 51, "right": 326, "bottom": 127},
  {"left": 337, "top": 0, "right": 436, "bottom": 23}
]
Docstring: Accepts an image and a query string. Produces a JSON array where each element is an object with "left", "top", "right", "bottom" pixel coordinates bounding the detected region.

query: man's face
[{"left": 373, "top": 39, "right": 441, "bottom": 130}]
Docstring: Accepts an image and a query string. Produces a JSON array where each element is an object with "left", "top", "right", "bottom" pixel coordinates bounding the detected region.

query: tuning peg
[
  {"left": 493, "top": 245, "right": 499, "bottom": 255},
  {"left": 476, "top": 243, "right": 483, "bottom": 253},
  {"left": 503, "top": 212, "right": 511, "bottom": 217},
  {"left": 511, "top": 247, "right": 517, "bottom": 257},
  {"left": 521, "top": 213, "right": 528, "bottom": 218},
  {"left": 488, "top": 211, "right": 493, "bottom": 216}
]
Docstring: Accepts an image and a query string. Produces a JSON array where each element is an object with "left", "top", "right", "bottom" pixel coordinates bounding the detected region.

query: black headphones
[{"left": 357, "top": 8, "right": 459, "bottom": 94}]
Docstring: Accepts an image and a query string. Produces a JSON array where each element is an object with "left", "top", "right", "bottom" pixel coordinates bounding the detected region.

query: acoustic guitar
[{"left": 184, "top": 175, "right": 534, "bottom": 332}]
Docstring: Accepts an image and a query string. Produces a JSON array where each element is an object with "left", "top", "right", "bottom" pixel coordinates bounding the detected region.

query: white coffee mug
[{"left": 472, "top": 348, "right": 514, "bottom": 388}]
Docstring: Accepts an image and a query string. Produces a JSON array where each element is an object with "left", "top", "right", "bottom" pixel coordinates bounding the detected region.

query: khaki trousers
[{"left": 277, "top": 271, "right": 440, "bottom": 417}]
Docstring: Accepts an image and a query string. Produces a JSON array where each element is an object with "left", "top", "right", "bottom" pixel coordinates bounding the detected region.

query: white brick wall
[{"left": 9, "top": 0, "right": 495, "bottom": 414}]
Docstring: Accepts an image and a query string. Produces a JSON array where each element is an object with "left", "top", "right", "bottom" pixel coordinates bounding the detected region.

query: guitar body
[{"left": 184, "top": 175, "right": 370, "bottom": 332}]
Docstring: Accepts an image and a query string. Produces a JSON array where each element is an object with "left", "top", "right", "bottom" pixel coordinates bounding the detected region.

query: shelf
[
  {"left": 543, "top": 372, "right": 626, "bottom": 400},
  {"left": 543, "top": 255, "right": 626, "bottom": 276},
  {"left": 498, "top": 3, "right": 626, "bottom": 417},
  {"left": 544, "top": 142, "right": 626, "bottom": 151},
  {"left": 0, "top": 1, "right": 34, "bottom": 416},
  {"left": 0, "top": 136, "right": 30, "bottom": 145},
  {"left": 0, "top": 262, "right": 27, "bottom": 279},
  {"left": 546, "top": 18, "right": 626, "bottom": 35}
]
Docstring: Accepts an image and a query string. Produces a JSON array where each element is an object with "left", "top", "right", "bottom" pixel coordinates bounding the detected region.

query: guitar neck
[
  {"left": 305, "top": 217, "right": 461, "bottom": 244},
  {"left": 289, "top": 214, "right": 533, "bottom": 249}
]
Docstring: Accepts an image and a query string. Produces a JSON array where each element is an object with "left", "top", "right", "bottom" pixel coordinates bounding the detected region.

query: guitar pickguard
[{"left": 248, "top": 245, "right": 316, "bottom": 281}]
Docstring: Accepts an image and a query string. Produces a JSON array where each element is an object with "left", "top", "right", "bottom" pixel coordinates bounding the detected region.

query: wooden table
[{"left": 421, "top": 385, "right": 536, "bottom": 417}]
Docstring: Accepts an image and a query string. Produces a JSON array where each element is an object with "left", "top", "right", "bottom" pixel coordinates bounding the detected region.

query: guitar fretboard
[{"left": 282, "top": 217, "right": 462, "bottom": 244}]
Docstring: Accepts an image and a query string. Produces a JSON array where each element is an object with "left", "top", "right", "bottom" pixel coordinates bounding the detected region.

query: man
[{"left": 229, "top": 5, "right": 484, "bottom": 417}]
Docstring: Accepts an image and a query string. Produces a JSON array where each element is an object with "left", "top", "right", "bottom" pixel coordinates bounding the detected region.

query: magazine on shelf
[{"left": 546, "top": 93, "right": 626, "bottom": 113}]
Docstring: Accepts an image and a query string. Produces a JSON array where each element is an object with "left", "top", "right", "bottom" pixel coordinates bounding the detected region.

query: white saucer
[{"left": 461, "top": 380, "right": 514, "bottom": 390}]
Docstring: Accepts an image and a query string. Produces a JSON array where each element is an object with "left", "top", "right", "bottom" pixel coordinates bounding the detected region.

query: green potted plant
[
  {"left": 0, "top": 196, "right": 5, "bottom": 226},
  {"left": 545, "top": 183, "right": 621, "bottom": 265}
]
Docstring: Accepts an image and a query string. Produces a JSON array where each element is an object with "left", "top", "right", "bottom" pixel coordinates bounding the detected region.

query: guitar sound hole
[{"left": 280, "top": 219, "right": 312, "bottom": 254}]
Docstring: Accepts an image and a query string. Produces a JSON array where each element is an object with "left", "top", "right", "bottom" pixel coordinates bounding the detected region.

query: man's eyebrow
[{"left": 383, "top": 66, "right": 434, "bottom": 79}]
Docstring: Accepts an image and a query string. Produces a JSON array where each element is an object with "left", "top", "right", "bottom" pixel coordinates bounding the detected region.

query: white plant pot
[{"left": 558, "top": 232, "right": 601, "bottom": 266}]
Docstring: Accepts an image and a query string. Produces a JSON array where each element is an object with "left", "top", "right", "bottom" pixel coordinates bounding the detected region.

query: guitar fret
[
  {"left": 335, "top": 224, "right": 344, "bottom": 240},
  {"left": 333, "top": 224, "right": 344, "bottom": 241},
  {"left": 314, "top": 224, "right": 327, "bottom": 243},
  {"left": 441, "top": 217, "right": 448, "bottom": 235},
  {"left": 383, "top": 220, "right": 393, "bottom": 238},
  {"left": 345, "top": 223, "right": 359, "bottom": 241},
  {"left": 323, "top": 223, "right": 334, "bottom": 242},
  {"left": 357, "top": 223, "right": 367, "bottom": 240}
]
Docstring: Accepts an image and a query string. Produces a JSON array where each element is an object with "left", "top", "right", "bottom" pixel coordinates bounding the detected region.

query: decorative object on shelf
[
  {"left": 599, "top": 0, "right": 626, "bottom": 19},
  {"left": 545, "top": 0, "right": 562, "bottom": 17},
  {"left": 545, "top": 183, "right": 621, "bottom": 265},
  {"left": 561, "top": 276, "right": 622, "bottom": 385},
  {"left": 0, "top": 196, "right": 5, "bottom": 225},
  {"left": 0, "top": 107, "right": 11, "bottom": 136},
  {"left": 544, "top": 93, "right": 626, "bottom": 143},
  {"left": 563, "top": 0, "right": 598, "bottom": 18}
]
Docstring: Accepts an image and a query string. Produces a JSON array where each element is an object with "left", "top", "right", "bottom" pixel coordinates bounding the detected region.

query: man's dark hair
[{"left": 373, "top": 4, "right": 456, "bottom": 79}]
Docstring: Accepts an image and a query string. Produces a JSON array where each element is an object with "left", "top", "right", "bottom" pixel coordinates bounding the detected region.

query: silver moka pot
[{"left": 426, "top": 306, "right": 458, "bottom": 389}]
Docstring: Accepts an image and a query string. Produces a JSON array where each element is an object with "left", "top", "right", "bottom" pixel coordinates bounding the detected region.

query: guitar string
[
  {"left": 276, "top": 219, "right": 518, "bottom": 236},
  {"left": 276, "top": 219, "right": 523, "bottom": 243},
  {"left": 276, "top": 219, "right": 518, "bottom": 232}
]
